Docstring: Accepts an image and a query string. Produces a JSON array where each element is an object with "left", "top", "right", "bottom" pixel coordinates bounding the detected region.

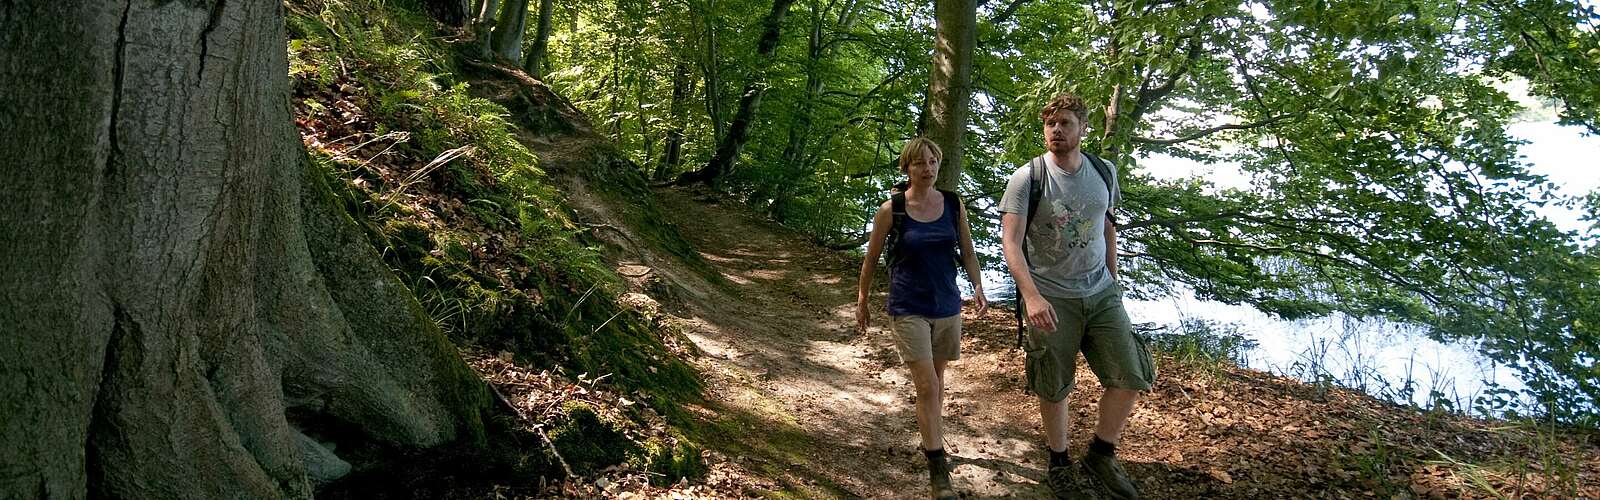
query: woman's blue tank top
[{"left": 886, "top": 194, "right": 961, "bottom": 318}]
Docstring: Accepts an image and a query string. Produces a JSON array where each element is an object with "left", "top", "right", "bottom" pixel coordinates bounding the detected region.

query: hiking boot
[
  {"left": 928, "top": 454, "right": 958, "bottom": 500},
  {"left": 1046, "top": 462, "right": 1078, "bottom": 499},
  {"left": 1081, "top": 451, "right": 1139, "bottom": 499}
]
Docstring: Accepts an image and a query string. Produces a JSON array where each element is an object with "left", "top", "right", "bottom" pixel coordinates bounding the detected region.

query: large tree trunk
[
  {"left": 491, "top": 0, "right": 530, "bottom": 62},
  {"left": 675, "top": 0, "right": 798, "bottom": 186},
  {"left": 0, "top": 1, "right": 490, "bottom": 499},
  {"left": 926, "top": 0, "right": 976, "bottom": 192},
  {"left": 521, "top": 0, "right": 554, "bottom": 77}
]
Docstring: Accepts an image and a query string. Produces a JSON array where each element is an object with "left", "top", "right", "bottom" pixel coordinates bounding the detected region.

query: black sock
[
  {"left": 924, "top": 447, "right": 947, "bottom": 462},
  {"left": 1089, "top": 435, "right": 1116, "bottom": 457},
  {"left": 1049, "top": 447, "right": 1072, "bottom": 467}
]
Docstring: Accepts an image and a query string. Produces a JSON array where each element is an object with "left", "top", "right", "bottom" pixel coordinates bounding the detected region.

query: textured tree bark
[
  {"left": 0, "top": 1, "right": 490, "bottom": 498},
  {"left": 675, "top": 0, "right": 798, "bottom": 186},
  {"left": 925, "top": 0, "right": 976, "bottom": 192}
]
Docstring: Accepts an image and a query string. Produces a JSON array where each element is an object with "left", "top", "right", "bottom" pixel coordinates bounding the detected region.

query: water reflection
[{"left": 960, "top": 269, "right": 1529, "bottom": 415}]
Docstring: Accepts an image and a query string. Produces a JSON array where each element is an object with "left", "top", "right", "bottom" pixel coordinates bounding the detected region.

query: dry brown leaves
[{"left": 463, "top": 347, "right": 763, "bottom": 499}]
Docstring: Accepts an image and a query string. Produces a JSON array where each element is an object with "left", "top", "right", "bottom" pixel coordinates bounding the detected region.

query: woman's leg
[{"left": 907, "top": 359, "right": 944, "bottom": 451}]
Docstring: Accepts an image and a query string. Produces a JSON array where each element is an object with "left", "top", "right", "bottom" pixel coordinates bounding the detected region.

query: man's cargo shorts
[{"left": 1025, "top": 282, "right": 1156, "bottom": 401}]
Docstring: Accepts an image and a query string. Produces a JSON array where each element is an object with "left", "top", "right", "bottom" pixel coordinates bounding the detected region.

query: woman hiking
[{"left": 855, "top": 137, "right": 988, "bottom": 500}]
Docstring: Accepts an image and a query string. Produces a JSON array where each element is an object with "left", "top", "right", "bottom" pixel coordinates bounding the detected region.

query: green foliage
[
  {"left": 1145, "top": 319, "right": 1260, "bottom": 370},
  {"left": 542, "top": 0, "right": 933, "bottom": 243}
]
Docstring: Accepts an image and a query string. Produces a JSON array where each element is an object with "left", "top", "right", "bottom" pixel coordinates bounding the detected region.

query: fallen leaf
[{"left": 1212, "top": 470, "right": 1233, "bottom": 484}]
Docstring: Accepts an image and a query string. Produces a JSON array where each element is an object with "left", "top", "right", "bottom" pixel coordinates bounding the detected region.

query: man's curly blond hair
[{"left": 1040, "top": 92, "right": 1089, "bottom": 122}]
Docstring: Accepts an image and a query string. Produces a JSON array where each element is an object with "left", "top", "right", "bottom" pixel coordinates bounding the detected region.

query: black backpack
[
  {"left": 883, "top": 189, "right": 963, "bottom": 270},
  {"left": 1014, "top": 153, "right": 1116, "bottom": 347}
]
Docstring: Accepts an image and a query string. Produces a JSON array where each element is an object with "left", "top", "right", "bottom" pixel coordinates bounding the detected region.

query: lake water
[{"left": 960, "top": 269, "right": 1529, "bottom": 415}]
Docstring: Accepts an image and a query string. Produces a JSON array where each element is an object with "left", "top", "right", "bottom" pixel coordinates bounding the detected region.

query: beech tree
[
  {"left": 0, "top": 1, "right": 490, "bottom": 498},
  {"left": 926, "top": 0, "right": 977, "bottom": 191}
]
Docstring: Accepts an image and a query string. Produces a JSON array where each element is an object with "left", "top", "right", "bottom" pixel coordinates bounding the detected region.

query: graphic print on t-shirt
[{"left": 1031, "top": 193, "right": 1098, "bottom": 260}]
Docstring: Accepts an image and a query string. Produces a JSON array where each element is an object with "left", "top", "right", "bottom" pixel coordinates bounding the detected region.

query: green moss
[
  {"left": 632, "top": 434, "right": 708, "bottom": 486},
  {"left": 548, "top": 401, "right": 636, "bottom": 475}
]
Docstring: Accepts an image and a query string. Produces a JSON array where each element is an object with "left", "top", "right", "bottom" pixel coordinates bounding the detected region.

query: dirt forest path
[
  {"left": 646, "top": 188, "right": 1059, "bottom": 499},
  {"left": 618, "top": 186, "right": 1600, "bottom": 500}
]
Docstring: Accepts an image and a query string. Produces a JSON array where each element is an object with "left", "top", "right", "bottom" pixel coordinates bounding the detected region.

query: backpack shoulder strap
[
  {"left": 938, "top": 189, "right": 964, "bottom": 262},
  {"left": 1016, "top": 157, "right": 1045, "bottom": 350},
  {"left": 885, "top": 192, "right": 908, "bottom": 267},
  {"left": 937, "top": 189, "right": 962, "bottom": 218},
  {"left": 1024, "top": 156, "right": 1045, "bottom": 229},
  {"left": 1083, "top": 152, "right": 1117, "bottom": 223}
]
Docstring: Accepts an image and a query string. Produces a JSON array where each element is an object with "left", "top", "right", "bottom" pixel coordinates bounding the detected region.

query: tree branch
[
  {"left": 989, "top": 0, "right": 1028, "bottom": 24},
  {"left": 1132, "top": 114, "right": 1294, "bottom": 146}
]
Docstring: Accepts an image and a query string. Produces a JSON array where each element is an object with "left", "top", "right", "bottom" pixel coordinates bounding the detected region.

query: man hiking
[{"left": 998, "top": 92, "right": 1155, "bottom": 500}]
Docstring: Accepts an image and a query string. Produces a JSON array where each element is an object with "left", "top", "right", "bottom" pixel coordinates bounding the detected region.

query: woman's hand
[{"left": 855, "top": 300, "right": 870, "bottom": 334}]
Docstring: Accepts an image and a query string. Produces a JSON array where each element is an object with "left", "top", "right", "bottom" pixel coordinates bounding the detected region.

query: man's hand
[
  {"left": 1024, "top": 293, "right": 1056, "bottom": 333},
  {"left": 855, "top": 301, "right": 870, "bottom": 334},
  {"left": 972, "top": 292, "right": 989, "bottom": 317}
]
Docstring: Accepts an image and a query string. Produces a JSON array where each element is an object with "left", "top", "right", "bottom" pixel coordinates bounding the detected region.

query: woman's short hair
[
  {"left": 1040, "top": 92, "right": 1089, "bottom": 122},
  {"left": 898, "top": 137, "right": 943, "bottom": 173}
]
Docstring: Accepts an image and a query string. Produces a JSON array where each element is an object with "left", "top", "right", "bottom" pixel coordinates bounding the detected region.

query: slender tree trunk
[
  {"left": 782, "top": 0, "right": 863, "bottom": 172},
  {"left": 1100, "top": 0, "right": 1125, "bottom": 159},
  {"left": 522, "top": 0, "right": 554, "bottom": 77},
  {"left": 636, "top": 76, "right": 656, "bottom": 174},
  {"left": 608, "top": 37, "right": 623, "bottom": 139},
  {"left": 0, "top": 1, "right": 489, "bottom": 498},
  {"left": 675, "top": 0, "right": 799, "bottom": 185},
  {"left": 781, "top": 0, "right": 826, "bottom": 170},
  {"left": 926, "top": 0, "right": 976, "bottom": 192},
  {"left": 701, "top": 0, "right": 726, "bottom": 143},
  {"left": 491, "top": 0, "right": 530, "bottom": 62},
  {"left": 656, "top": 63, "right": 691, "bottom": 181},
  {"left": 474, "top": 0, "right": 500, "bottom": 57}
]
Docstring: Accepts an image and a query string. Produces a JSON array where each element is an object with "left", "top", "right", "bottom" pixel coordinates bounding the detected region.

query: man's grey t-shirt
[{"left": 997, "top": 152, "right": 1120, "bottom": 299}]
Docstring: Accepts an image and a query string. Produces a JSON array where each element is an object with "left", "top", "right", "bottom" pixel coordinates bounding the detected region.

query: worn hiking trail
[
  {"left": 641, "top": 188, "right": 1055, "bottom": 498},
  {"left": 589, "top": 186, "right": 1600, "bottom": 499}
]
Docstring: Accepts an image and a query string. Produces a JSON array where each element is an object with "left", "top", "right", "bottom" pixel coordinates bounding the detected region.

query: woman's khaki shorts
[
  {"left": 1025, "top": 283, "right": 1156, "bottom": 401},
  {"left": 890, "top": 314, "right": 962, "bottom": 363}
]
